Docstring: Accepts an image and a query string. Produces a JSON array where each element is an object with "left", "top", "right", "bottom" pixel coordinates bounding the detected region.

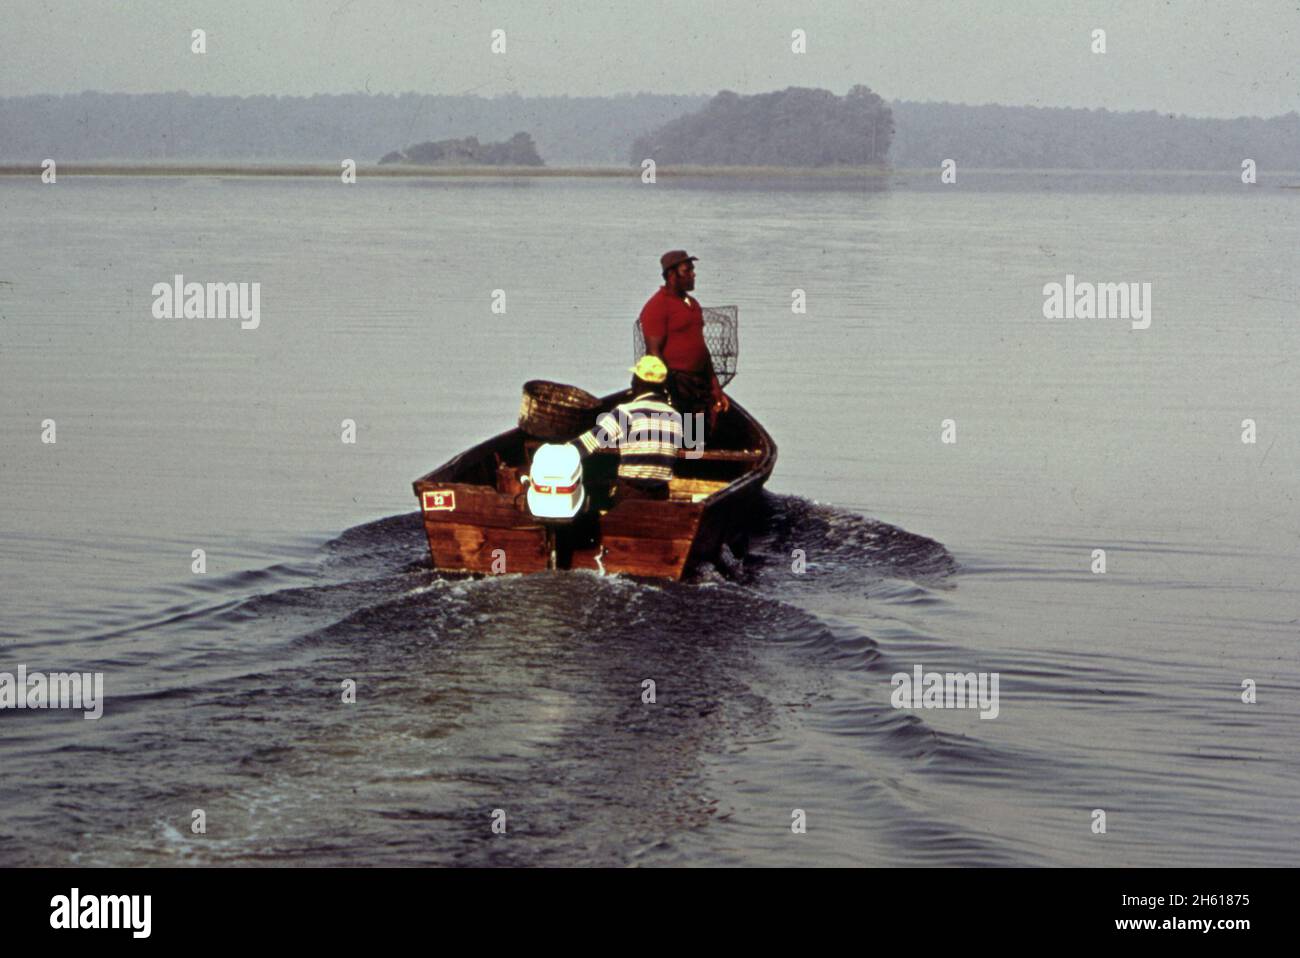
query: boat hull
[{"left": 411, "top": 395, "right": 776, "bottom": 580}]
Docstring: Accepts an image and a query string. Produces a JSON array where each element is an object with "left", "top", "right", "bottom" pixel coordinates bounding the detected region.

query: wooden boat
[{"left": 411, "top": 393, "right": 777, "bottom": 580}]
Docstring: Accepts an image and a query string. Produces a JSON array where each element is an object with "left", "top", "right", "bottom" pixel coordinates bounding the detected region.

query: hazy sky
[{"left": 2, "top": 0, "right": 1296, "bottom": 117}]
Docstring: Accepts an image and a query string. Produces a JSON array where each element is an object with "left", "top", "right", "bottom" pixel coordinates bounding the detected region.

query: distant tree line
[
  {"left": 380, "top": 132, "right": 543, "bottom": 166},
  {"left": 631, "top": 85, "right": 894, "bottom": 166},
  {"left": 889, "top": 100, "right": 1300, "bottom": 171}
]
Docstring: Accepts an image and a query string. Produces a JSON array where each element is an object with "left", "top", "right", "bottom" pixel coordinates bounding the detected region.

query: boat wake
[
  {"left": 11, "top": 494, "right": 981, "bottom": 867},
  {"left": 716, "top": 491, "right": 958, "bottom": 588}
]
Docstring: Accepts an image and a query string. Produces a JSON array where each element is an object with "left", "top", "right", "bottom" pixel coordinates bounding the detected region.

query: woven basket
[{"left": 517, "top": 380, "right": 601, "bottom": 440}]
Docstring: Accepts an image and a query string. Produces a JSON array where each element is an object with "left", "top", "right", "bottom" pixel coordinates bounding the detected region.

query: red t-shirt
[{"left": 638, "top": 287, "right": 710, "bottom": 373}]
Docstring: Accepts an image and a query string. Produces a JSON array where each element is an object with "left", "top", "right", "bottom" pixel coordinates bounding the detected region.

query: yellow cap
[{"left": 629, "top": 355, "right": 668, "bottom": 383}]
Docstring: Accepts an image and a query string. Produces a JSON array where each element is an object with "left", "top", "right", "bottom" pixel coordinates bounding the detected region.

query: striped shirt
[{"left": 572, "top": 392, "right": 682, "bottom": 483}]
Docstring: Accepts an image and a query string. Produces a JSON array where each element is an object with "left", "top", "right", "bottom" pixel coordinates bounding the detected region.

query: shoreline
[
  {"left": 10, "top": 163, "right": 1300, "bottom": 178},
  {"left": 3, "top": 164, "right": 1298, "bottom": 184},
  {"left": 0, "top": 163, "right": 895, "bottom": 179}
]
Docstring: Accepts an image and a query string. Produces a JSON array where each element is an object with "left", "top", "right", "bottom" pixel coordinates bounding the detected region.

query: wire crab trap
[{"left": 632, "top": 305, "right": 738, "bottom": 387}]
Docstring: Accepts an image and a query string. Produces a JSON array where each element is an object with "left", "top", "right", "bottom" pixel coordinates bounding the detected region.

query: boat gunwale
[{"left": 411, "top": 391, "right": 776, "bottom": 509}]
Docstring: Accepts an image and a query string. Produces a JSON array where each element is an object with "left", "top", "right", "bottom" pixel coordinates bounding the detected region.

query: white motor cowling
[{"left": 525, "top": 443, "right": 586, "bottom": 521}]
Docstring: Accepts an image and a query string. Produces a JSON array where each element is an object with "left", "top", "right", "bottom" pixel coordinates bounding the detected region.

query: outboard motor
[{"left": 524, "top": 443, "right": 586, "bottom": 522}]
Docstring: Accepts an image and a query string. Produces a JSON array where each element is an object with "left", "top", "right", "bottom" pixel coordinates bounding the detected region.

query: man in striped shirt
[{"left": 570, "top": 356, "right": 682, "bottom": 502}]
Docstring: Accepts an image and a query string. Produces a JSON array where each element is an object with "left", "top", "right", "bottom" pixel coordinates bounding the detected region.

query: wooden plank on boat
[
  {"left": 415, "top": 482, "right": 533, "bottom": 530},
  {"left": 423, "top": 522, "right": 549, "bottom": 573},
  {"left": 599, "top": 500, "right": 702, "bottom": 540},
  {"left": 589, "top": 447, "right": 763, "bottom": 462},
  {"left": 668, "top": 478, "right": 730, "bottom": 500},
  {"left": 575, "top": 535, "right": 693, "bottom": 578},
  {"left": 680, "top": 448, "right": 765, "bottom": 462}
]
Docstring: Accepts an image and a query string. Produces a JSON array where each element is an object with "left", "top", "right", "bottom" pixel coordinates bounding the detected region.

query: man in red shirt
[{"left": 639, "top": 250, "right": 729, "bottom": 438}]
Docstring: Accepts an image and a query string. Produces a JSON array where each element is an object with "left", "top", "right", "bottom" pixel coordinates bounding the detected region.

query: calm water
[{"left": 1, "top": 171, "right": 1297, "bottom": 866}]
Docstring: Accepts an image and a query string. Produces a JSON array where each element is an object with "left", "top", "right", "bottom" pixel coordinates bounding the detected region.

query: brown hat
[{"left": 660, "top": 250, "right": 698, "bottom": 275}]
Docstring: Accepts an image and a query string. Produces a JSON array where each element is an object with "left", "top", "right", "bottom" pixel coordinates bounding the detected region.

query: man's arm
[
  {"left": 639, "top": 295, "right": 668, "bottom": 360},
  {"left": 571, "top": 410, "right": 623, "bottom": 457},
  {"left": 706, "top": 355, "right": 728, "bottom": 412}
]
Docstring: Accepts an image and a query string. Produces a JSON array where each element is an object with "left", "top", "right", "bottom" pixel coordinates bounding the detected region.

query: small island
[
  {"left": 379, "top": 132, "right": 544, "bottom": 166},
  {"left": 632, "top": 85, "right": 894, "bottom": 167}
]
